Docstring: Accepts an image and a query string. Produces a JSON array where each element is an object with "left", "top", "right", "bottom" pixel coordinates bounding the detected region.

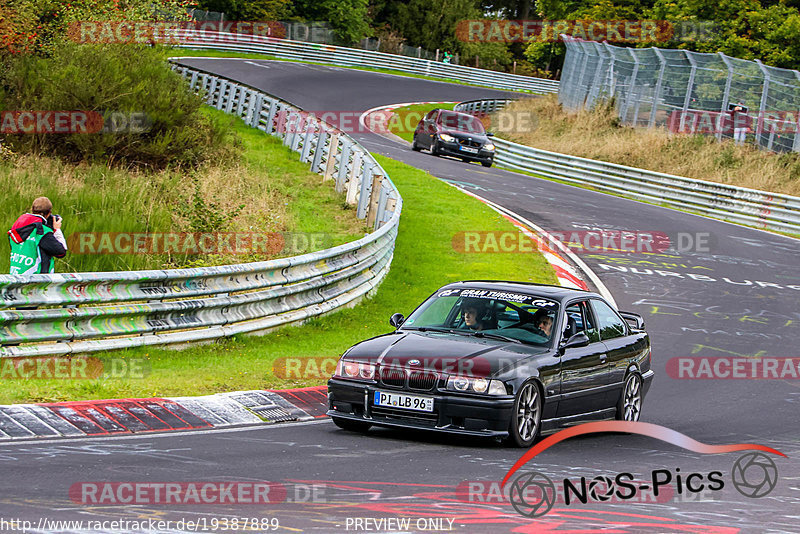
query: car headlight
[
  {"left": 334, "top": 359, "right": 375, "bottom": 380},
  {"left": 446, "top": 376, "right": 507, "bottom": 395},
  {"left": 439, "top": 133, "right": 455, "bottom": 142},
  {"left": 483, "top": 143, "right": 495, "bottom": 151}
]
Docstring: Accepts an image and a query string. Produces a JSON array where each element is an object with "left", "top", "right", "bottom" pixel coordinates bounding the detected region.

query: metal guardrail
[
  {"left": 0, "top": 64, "right": 402, "bottom": 357},
  {"left": 455, "top": 99, "right": 800, "bottom": 234},
  {"left": 170, "top": 30, "right": 560, "bottom": 94}
]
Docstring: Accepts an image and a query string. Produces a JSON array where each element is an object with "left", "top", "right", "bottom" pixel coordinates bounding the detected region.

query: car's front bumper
[
  {"left": 438, "top": 141, "right": 494, "bottom": 163},
  {"left": 327, "top": 378, "right": 514, "bottom": 438}
]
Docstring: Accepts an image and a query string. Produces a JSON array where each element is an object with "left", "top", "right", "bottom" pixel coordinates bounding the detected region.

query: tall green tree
[
  {"left": 196, "top": 0, "right": 293, "bottom": 20},
  {"left": 293, "top": 0, "right": 371, "bottom": 44}
]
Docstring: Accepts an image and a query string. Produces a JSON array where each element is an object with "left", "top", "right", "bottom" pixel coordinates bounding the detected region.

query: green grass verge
[
  {"left": 0, "top": 154, "right": 557, "bottom": 403},
  {"left": 0, "top": 106, "right": 366, "bottom": 273},
  {"left": 166, "top": 48, "right": 537, "bottom": 95},
  {"left": 388, "top": 102, "right": 457, "bottom": 143}
]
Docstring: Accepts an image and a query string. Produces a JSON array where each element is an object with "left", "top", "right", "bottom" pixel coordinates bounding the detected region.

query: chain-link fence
[{"left": 560, "top": 35, "right": 800, "bottom": 153}]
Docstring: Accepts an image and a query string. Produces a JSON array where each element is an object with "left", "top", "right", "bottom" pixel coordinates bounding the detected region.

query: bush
[{"left": 0, "top": 43, "right": 240, "bottom": 169}]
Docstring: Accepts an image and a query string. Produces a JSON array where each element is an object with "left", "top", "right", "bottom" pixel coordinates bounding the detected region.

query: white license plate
[
  {"left": 460, "top": 147, "right": 478, "bottom": 154},
  {"left": 373, "top": 391, "right": 434, "bottom": 412}
]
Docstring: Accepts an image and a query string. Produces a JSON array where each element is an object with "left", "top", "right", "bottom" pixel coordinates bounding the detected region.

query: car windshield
[
  {"left": 401, "top": 288, "right": 559, "bottom": 346},
  {"left": 438, "top": 111, "right": 486, "bottom": 134}
]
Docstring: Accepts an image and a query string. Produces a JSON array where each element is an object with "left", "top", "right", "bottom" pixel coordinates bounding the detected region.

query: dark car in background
[
  {"left": 327, "top": 281, "right": 653, "bottom": 447},
  {"left": 412, "top": 109, "right": 496, "bottom": 167}
]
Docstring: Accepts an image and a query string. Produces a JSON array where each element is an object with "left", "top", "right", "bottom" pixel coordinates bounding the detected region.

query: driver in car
[
  {"left": 462, "top": 302, "right": 486, "bottom": 331},
  {"left": 532, "top": 310, "right": 554, "bottom": 338}
]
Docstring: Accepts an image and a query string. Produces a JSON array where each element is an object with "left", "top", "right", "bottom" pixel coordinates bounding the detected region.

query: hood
[
  {"left": 343, "top": 331, "right": 548, "bottom": 378},
  {"left": 440, "top": 129, "right": 489, "bottom": 142}
]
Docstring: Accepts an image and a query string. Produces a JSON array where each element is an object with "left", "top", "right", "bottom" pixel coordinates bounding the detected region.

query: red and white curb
[{"left": 0, "top": 387, "right": 328, "bottom": 442}]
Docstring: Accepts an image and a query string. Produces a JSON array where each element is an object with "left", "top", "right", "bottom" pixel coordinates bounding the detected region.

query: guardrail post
[
  {"left": 367, "top": 174, "right": 384, "bottom": 227},
  {"left": 236, "top": 88, "right": 248, "bottom": 118},
  {"left": 323, "top": 133, "right": 339, "bottom": 181},
  {"left": 346, "top": 152, "right": 363, "bottom": 205},
  {"left": 248, "top": 93, "right": 263, "bottom": 127},
  {"left": 264, "top": 99, "right": 278, "bottom": 134},
  {"left": 291, "top": 113, "right": 307, "bottom": 152},
  {"left": 189, "top": 71, "right": 199, "bottom": 90},
  {"left": 300, "top": 119, "right": 316, "bottom": 161},
  {"left": 225, "top": 84, "right": 238, "bottom": 113},
  {"left": 216, "top": 81, "right": 228, "bottom": 110},
  {"left": 336, "top": 141, "right": 352, "bottom": 192},
  {"left": 357, "top": 161, "right": 373, "bottom": 218},
  {"left": 206, "top": 76, "right": 218, "bottom": 105},
  {"left": 311, "top": 130, "right": 328, "bottom": 173}
]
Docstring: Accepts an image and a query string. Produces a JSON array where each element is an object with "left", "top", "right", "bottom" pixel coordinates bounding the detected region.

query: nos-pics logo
[{"left": 502, "top": 421, "right": 784, "bottom": 518}]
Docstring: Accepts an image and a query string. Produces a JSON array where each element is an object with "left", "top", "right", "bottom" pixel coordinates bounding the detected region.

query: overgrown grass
[
  {"left": 388, "top": 102, "right": 457, "bottom": 143},
  {"left": 0, "top": 154, "right": 557, "bottom": 403},
  {"left": 496, "top": 94, "right": 800, "bottom": 197},
  {"left": 0, "top": 106, "right": 367, "bottom": 273}
]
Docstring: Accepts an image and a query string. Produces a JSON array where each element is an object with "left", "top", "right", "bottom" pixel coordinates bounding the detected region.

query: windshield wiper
[{"left": 469, "top": 332, "right": 522, "bottom": 344}]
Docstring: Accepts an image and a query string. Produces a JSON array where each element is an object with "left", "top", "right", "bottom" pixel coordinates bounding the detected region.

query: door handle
[{"left": 599, "top": 354, "right": 608, "bottom": 363}]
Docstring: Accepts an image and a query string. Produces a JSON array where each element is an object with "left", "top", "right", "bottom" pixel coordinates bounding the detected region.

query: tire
[
  {"left": 507, "top": 381, "right": 543, "bottom": 447},
  {"left": 411, "top": 136, "right": 422, "bottom": 151},
  {"left": 616, "top": 372, "right": 643, "bottom": 422},
  {"left": 331, "top": 416, "right": 372, "bottom": 433},
  {"left": 481, "top": 160, "right": 493, "bottom": 168},
  {"left": 431, "top": 139, "right": 441, "bottom": 156}
]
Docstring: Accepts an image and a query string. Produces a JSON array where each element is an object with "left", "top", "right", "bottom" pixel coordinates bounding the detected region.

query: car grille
[
  {"left": 379, "top": 367, "right": 405, "bottom": 387},
  {"left": 408, "top": 371, "right": 438, "bottom": 391},
  {"left": 458, "top": 138, "right": 482, "bottom": 148},
  {"left": 378, "top": 367, "right": 439, "bottom": 391}
]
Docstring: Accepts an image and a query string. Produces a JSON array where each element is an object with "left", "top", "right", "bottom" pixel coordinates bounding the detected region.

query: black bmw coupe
[{"left": 327, "top": 281, "right": 653, "bottom": 446}]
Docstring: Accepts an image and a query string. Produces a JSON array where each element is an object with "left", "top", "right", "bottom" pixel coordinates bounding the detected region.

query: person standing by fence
[{"left": 8, "top": 197, "right": 68, "bottom": 274}]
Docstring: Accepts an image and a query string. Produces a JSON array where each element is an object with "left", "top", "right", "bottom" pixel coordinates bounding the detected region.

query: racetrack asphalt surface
[{"left": 1, "top": 58, "right": 798, "bottom": 533}]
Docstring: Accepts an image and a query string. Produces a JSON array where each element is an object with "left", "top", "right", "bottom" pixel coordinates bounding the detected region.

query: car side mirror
[
  {"left": 389, "top": 313, "right": 405, "bottom": 328},
  {"left": 560, "top": 332, "right": 590, "bottom": 350},
  {"left": 486, "top": 132, "right": 495, "bottom": 137}
]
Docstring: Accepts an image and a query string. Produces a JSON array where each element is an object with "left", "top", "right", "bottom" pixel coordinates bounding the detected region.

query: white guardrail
[
  {"left": 170, "top": 30, "right": 560, "bottom": 94},
  {"left": 0, "top": 63, "right": 402, "bottom": 357},
  {"left": 456, "top": 99, "right": 800, "bottom": 235}
]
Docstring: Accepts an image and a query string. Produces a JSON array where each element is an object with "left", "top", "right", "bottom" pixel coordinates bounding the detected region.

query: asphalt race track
[{"left": 1, "top": 59, "right": 798, "bottom": 533}]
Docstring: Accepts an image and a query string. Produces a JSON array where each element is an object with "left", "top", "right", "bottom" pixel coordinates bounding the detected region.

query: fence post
[
  {"left": 247, "top": 93, "right": 263, "bottom": 128},
  {"left": 620, "top": 48, "right": 640, "bottom": 125},
  {"left": 793, "top": 71, "right": 800, "bottom": 152},
  {"left": 755, "top": 59, "right": 771, "bottom": 150},
  {"left": 225, "top": 84, "right": 238, "bottom": 113},
  {"left": 649, "top": 48, "right": 667, "bottom": 127},
  {"left": 300, "top": 119, "right": 316, "bottom": 162},
  {"left": 679, "top": 51, "right": 697, "bottom": 132},
  {"left": 718, "top": 53, "right": 734, "bottom": 142}
]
